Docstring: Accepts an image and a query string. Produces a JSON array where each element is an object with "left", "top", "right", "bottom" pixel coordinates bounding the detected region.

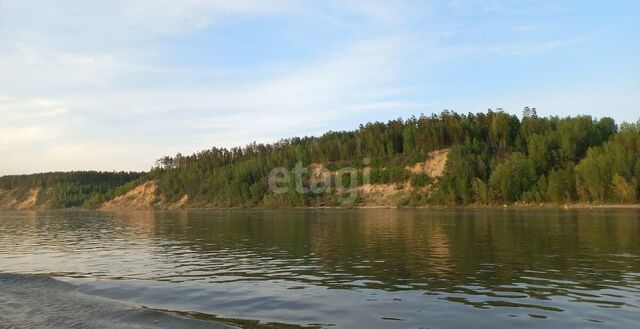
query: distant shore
[
  {"left": 2, "top": 203, "right": 639, "bottom": 212},
  {"left": 91, "top": 203, "right": 640, "bottom": 211},
  {"left": 301, "top": 203, "right": 640, "bottom": 210}
]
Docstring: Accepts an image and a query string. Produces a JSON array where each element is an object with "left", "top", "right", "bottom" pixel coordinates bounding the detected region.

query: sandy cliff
[
  {"left": 0, "top": 187, "right": 46, "bottom": 210},
  {"left": 100, "top": 181, "right": 188, "bottom": 210}
]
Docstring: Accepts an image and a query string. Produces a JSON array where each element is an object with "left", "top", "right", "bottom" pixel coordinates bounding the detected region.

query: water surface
[{"left": 1, "top": 209, "right": 639, "bottom": 328}]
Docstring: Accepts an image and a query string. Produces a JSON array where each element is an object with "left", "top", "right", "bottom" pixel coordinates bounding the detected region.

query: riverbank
[
  {"left": 2, "top": 202, "right": 639, "bottom": 212},
  {"left": 419, "top": 203, "right": 640, "bottom": 210}
]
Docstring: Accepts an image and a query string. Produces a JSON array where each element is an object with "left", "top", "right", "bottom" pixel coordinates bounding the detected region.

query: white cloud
[
  {"left": 0, "top": 0, "right": 295, "bottom": 42},
  {"left": 0, "top": 126, "right": 55, "bottom": 147},
  {"left": 0, "top": 44, "right": 156, "bottom": 93},
  {"left": 58, "top": 38, "right": 411, "bottom": 148},
  {"left": 0, "top": 96, "right": 69, "bottom": 120},
  {"left": 118, "top": 0, "right": 295, "bottom": 35}
]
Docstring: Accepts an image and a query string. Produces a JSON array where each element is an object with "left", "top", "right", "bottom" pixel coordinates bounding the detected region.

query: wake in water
[{"left": 0, "top": 273, "right": 234, "bottom": 329}]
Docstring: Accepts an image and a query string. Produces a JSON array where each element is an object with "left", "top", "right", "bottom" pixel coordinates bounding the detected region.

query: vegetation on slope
[
  {"left": 0, "top": 171, "right": 144, "bottom": 209},
  {"left": 1, "top": 109, "right": 638, "bottom": 209},
  {"left": 138, "top": 108, "right": 638, "bottom": 207}
]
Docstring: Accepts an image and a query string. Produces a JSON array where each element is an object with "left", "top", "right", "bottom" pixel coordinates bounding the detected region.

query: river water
[{"left": 1, "top": 209, "right": 639, "bottom": 328}]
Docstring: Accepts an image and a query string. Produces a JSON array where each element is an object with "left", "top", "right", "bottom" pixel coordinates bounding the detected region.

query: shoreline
[{"left": 2, "top": 203, "right": 639, "bottom": 212}]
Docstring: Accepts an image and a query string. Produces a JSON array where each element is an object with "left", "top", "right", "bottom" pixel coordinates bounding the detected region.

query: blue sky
[{"left": 1, "top": 0, "right": 639, "bottom": 174}]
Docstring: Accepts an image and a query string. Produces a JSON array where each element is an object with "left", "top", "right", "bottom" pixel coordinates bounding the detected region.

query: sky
[{"left": 1, "top": 0, "right": 639, "bottom": 174}]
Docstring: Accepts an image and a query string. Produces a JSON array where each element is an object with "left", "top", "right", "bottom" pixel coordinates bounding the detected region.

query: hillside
[
  {"left": 95, "top": 148, "right": 450, "bottom": 210},
  {"left": 2, "top": 109, "right": 639, "bottom": 210},
  {"left": 0, "top": 188, "right": 44, "bottom": 210},
  {"left": 99, "top": 109, "right": 640, "bottom": 209},
  {"left": 0, "top": 172, "right": 144, "bottom": 210}
]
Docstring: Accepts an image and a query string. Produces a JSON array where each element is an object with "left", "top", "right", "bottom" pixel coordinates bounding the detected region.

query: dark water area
[{"left": 1, "top": 209, "right": 639, "bottom": 328}]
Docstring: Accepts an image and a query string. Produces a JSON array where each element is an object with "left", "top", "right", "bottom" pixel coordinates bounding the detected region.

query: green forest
[
  {"left": 0, "top": 171, "right": 144, "bottom": 208},
  {"left": 2, "top": 109, "right": 639, "bottom": 208},
  {"left": 143, "top": 108, "right": 639, "bottom": 207}
]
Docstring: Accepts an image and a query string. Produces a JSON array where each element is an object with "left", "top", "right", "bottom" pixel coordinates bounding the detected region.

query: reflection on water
[{"left": 1, "top": 209, "right": 639, "bottom": 328}]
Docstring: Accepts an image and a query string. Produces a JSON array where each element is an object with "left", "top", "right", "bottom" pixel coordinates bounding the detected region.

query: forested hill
[
  {"left": 2, "top": 109, "right": 639, "bottom": 210},
  {"left": 104, "top": 109, "right": 639, "bottom": 209},
  {"left": 0, "top": 171, "right": 144, "bottom": 209}
]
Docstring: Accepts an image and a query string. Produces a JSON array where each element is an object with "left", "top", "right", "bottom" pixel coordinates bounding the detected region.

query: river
[{"left": 1, "top": 209, "right": 638, "bottom": 328}]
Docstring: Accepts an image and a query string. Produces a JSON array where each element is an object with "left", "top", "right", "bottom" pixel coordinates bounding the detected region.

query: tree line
[
  {"left": 2, "top": 109, "right": 637, "bottom": 208},
  {"left": 0, "top": 171, "right": 144, "bottom": 208},
  {"left": 143, "top": 109, "right": 638, "bottom": 207}
]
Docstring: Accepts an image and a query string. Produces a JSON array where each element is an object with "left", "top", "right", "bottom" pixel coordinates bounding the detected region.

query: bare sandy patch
[
  {"left": 406, "top": 148, "right": 449, "bottom": 178},
  {"left": 101, "top": 181, "right": 159, "bottom": 210},
  {"left": 169, "top": 194, "right": 189, "bottom": 209},
  {"left": 0, "top": 187, "right": 41, "bottom": 210},
  {"left": 14, "top": 188, "right": 40, "bottom": 210}
]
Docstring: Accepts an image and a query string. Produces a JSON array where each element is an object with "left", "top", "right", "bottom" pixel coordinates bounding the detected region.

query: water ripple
[{"left": 1, "top": 209, "right": 639, "bottom": 328}]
